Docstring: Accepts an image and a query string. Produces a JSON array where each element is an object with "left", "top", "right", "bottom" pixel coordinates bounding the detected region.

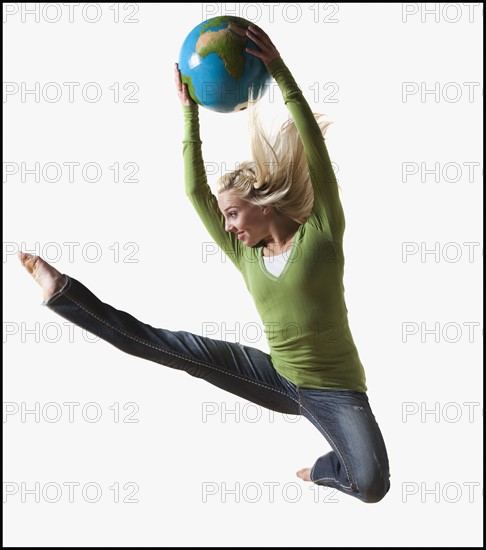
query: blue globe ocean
[{"left": 178, "top": 16, "right": 272, "bottom": 113}]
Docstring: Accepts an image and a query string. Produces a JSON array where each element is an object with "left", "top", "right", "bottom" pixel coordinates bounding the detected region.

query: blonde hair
[{"left": 216, "top": 97, "right": 334, "bottom": 225}]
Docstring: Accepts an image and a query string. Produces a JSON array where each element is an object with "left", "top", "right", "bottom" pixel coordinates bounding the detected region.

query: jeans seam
[
  {"left": 300, "top": 400, "right": 353, "bottom": 491},
  {"left": 58, "top": 289, "right": 300, "bottom": 405}
]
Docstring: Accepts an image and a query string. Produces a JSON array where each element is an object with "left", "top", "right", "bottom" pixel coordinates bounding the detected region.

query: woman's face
[{"left": 217, "top": 191, "right": 268, "bottom": 247}]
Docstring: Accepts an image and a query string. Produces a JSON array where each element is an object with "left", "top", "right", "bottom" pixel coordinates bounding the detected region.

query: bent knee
[{"left": 355, "top": 476, "right": 390, "bottom": 504}]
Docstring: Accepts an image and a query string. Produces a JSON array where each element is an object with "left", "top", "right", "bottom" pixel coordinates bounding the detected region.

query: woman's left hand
[
  {"left": 174, "top": 62, "right": 196, "bottom": 107},
  {"left": 245, "top": 24, "right": 281, "bottom": 67}
]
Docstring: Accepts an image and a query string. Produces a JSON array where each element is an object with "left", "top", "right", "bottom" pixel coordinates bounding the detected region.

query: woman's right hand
[
  {"left": 174, "top": 63, "right": 197, "bottom": 107},
  {"left": 245, "top": 24, "right": 281, "bottom": 68}
]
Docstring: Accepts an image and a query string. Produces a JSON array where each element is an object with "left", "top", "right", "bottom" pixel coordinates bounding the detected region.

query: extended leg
[{"left": 18, "top": 253, "right": 300, "bottom": 415}]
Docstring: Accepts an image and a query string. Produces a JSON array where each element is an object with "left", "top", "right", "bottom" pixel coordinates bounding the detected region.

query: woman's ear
[{"left": 261, "top": 205, "right": 272, "bottom": 215}]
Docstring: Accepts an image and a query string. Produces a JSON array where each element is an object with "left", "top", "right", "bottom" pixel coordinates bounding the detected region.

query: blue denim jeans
[{"left": 44, "top": 275, "right": 390, "bottom": 503}]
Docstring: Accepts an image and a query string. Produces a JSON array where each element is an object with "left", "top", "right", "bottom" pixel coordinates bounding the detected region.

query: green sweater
[{"left": 182, "top": 57, "right": 367, "bottom": 391}]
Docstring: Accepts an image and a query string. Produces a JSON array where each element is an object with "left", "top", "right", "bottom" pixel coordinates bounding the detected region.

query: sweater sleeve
[
  {"left": 267, "top": 57, "right": 344, "bottom": 238},
  {"left": 182, "top": 105, "right": 241, "bottom": 270}
]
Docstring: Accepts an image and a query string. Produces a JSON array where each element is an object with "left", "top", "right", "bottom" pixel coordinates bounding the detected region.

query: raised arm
[
  {"left": 245, "top": 26, "right": 344, "bottom": 238},
  {"left": 174, "top": 63, "right": 242, "bottom": 270}
]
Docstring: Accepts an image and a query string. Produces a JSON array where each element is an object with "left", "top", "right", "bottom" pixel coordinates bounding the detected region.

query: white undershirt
[{"left": 263, "top": 251, "right": 290, "bottom": 277}]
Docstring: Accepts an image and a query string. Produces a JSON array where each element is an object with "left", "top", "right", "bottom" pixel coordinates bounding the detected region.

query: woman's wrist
[{"left": 266, "top": 56, "right": 285, "bottom": 75}]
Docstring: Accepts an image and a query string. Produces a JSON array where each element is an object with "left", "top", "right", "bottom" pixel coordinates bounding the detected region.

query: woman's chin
[
  {"left": 237, "top": 233, "right": 260, "bottom": 248},
  {"left": 238, "top": 232, "right": 252, "bottom": 245}
]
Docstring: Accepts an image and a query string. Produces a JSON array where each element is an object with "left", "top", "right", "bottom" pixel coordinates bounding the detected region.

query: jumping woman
[{"left": 19, "top": 24, "right": 390, "bottom": 503}]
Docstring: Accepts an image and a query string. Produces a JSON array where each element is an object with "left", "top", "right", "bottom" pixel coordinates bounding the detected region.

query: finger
[
  {"left": 247, "top": 24, "right": 269, "bottom": 40},
  {"left": 246, "top": 34, "right": 263, "bottom": 47},
  {"left": 227, "top": 23, "right": 246, "bottom": 38},
  {"left": 246, "top": 27, "right": 262, "bottom": 40},
  {"left": 248, "top": 24, "right": 276, "bottom": 49},
  {"left": 246, "top": 28, "right": 269, "bottom": 50},
  {"left": 246, "top": 33, "right": 266, "bottom": 51},
  {"left": 174, "top": 64, "right": 182, "bottom": 89},
  {"left": 247, "top": 23, "right": 264, "bottom": 34},
  {"left": 245, "top": 47, "right": 263, "bottom": 59}
]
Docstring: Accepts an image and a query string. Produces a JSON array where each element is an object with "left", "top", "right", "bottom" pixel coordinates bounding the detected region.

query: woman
[{"left": 19, "top": 25, "right": 390, "bottom": 503}]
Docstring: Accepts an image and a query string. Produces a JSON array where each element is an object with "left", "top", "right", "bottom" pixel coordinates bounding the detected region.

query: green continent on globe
[
  {"left": 180, "top": 74, "right": 201, "bottom": 105},
  {"left": 196, "top": 28, "right": 247, "bottom": 81},
  {"left": 200, "top": 16, "right": 249, "bottom": 33}
]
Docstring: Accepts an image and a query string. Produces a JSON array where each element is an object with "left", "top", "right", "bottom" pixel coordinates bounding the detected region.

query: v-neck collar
[{"left": 258, "top": 224, "right": 304, "bottom": 281}]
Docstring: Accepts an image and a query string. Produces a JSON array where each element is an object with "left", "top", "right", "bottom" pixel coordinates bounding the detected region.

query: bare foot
[
  {"left": 18, "top": 251, "right": 67, "bottom": 301},
  {"left": 296, "top": 467, "right": 312, "bottom": 482}
]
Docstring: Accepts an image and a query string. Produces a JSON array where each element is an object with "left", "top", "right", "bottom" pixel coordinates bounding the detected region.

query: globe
[{"left": 178, "top": 16, "right": 272, "bottom": 113}]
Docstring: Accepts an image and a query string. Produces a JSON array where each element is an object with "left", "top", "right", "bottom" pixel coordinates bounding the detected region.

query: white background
[{"left": 3, "top": 2, "right": 483, "bottom": 547}]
